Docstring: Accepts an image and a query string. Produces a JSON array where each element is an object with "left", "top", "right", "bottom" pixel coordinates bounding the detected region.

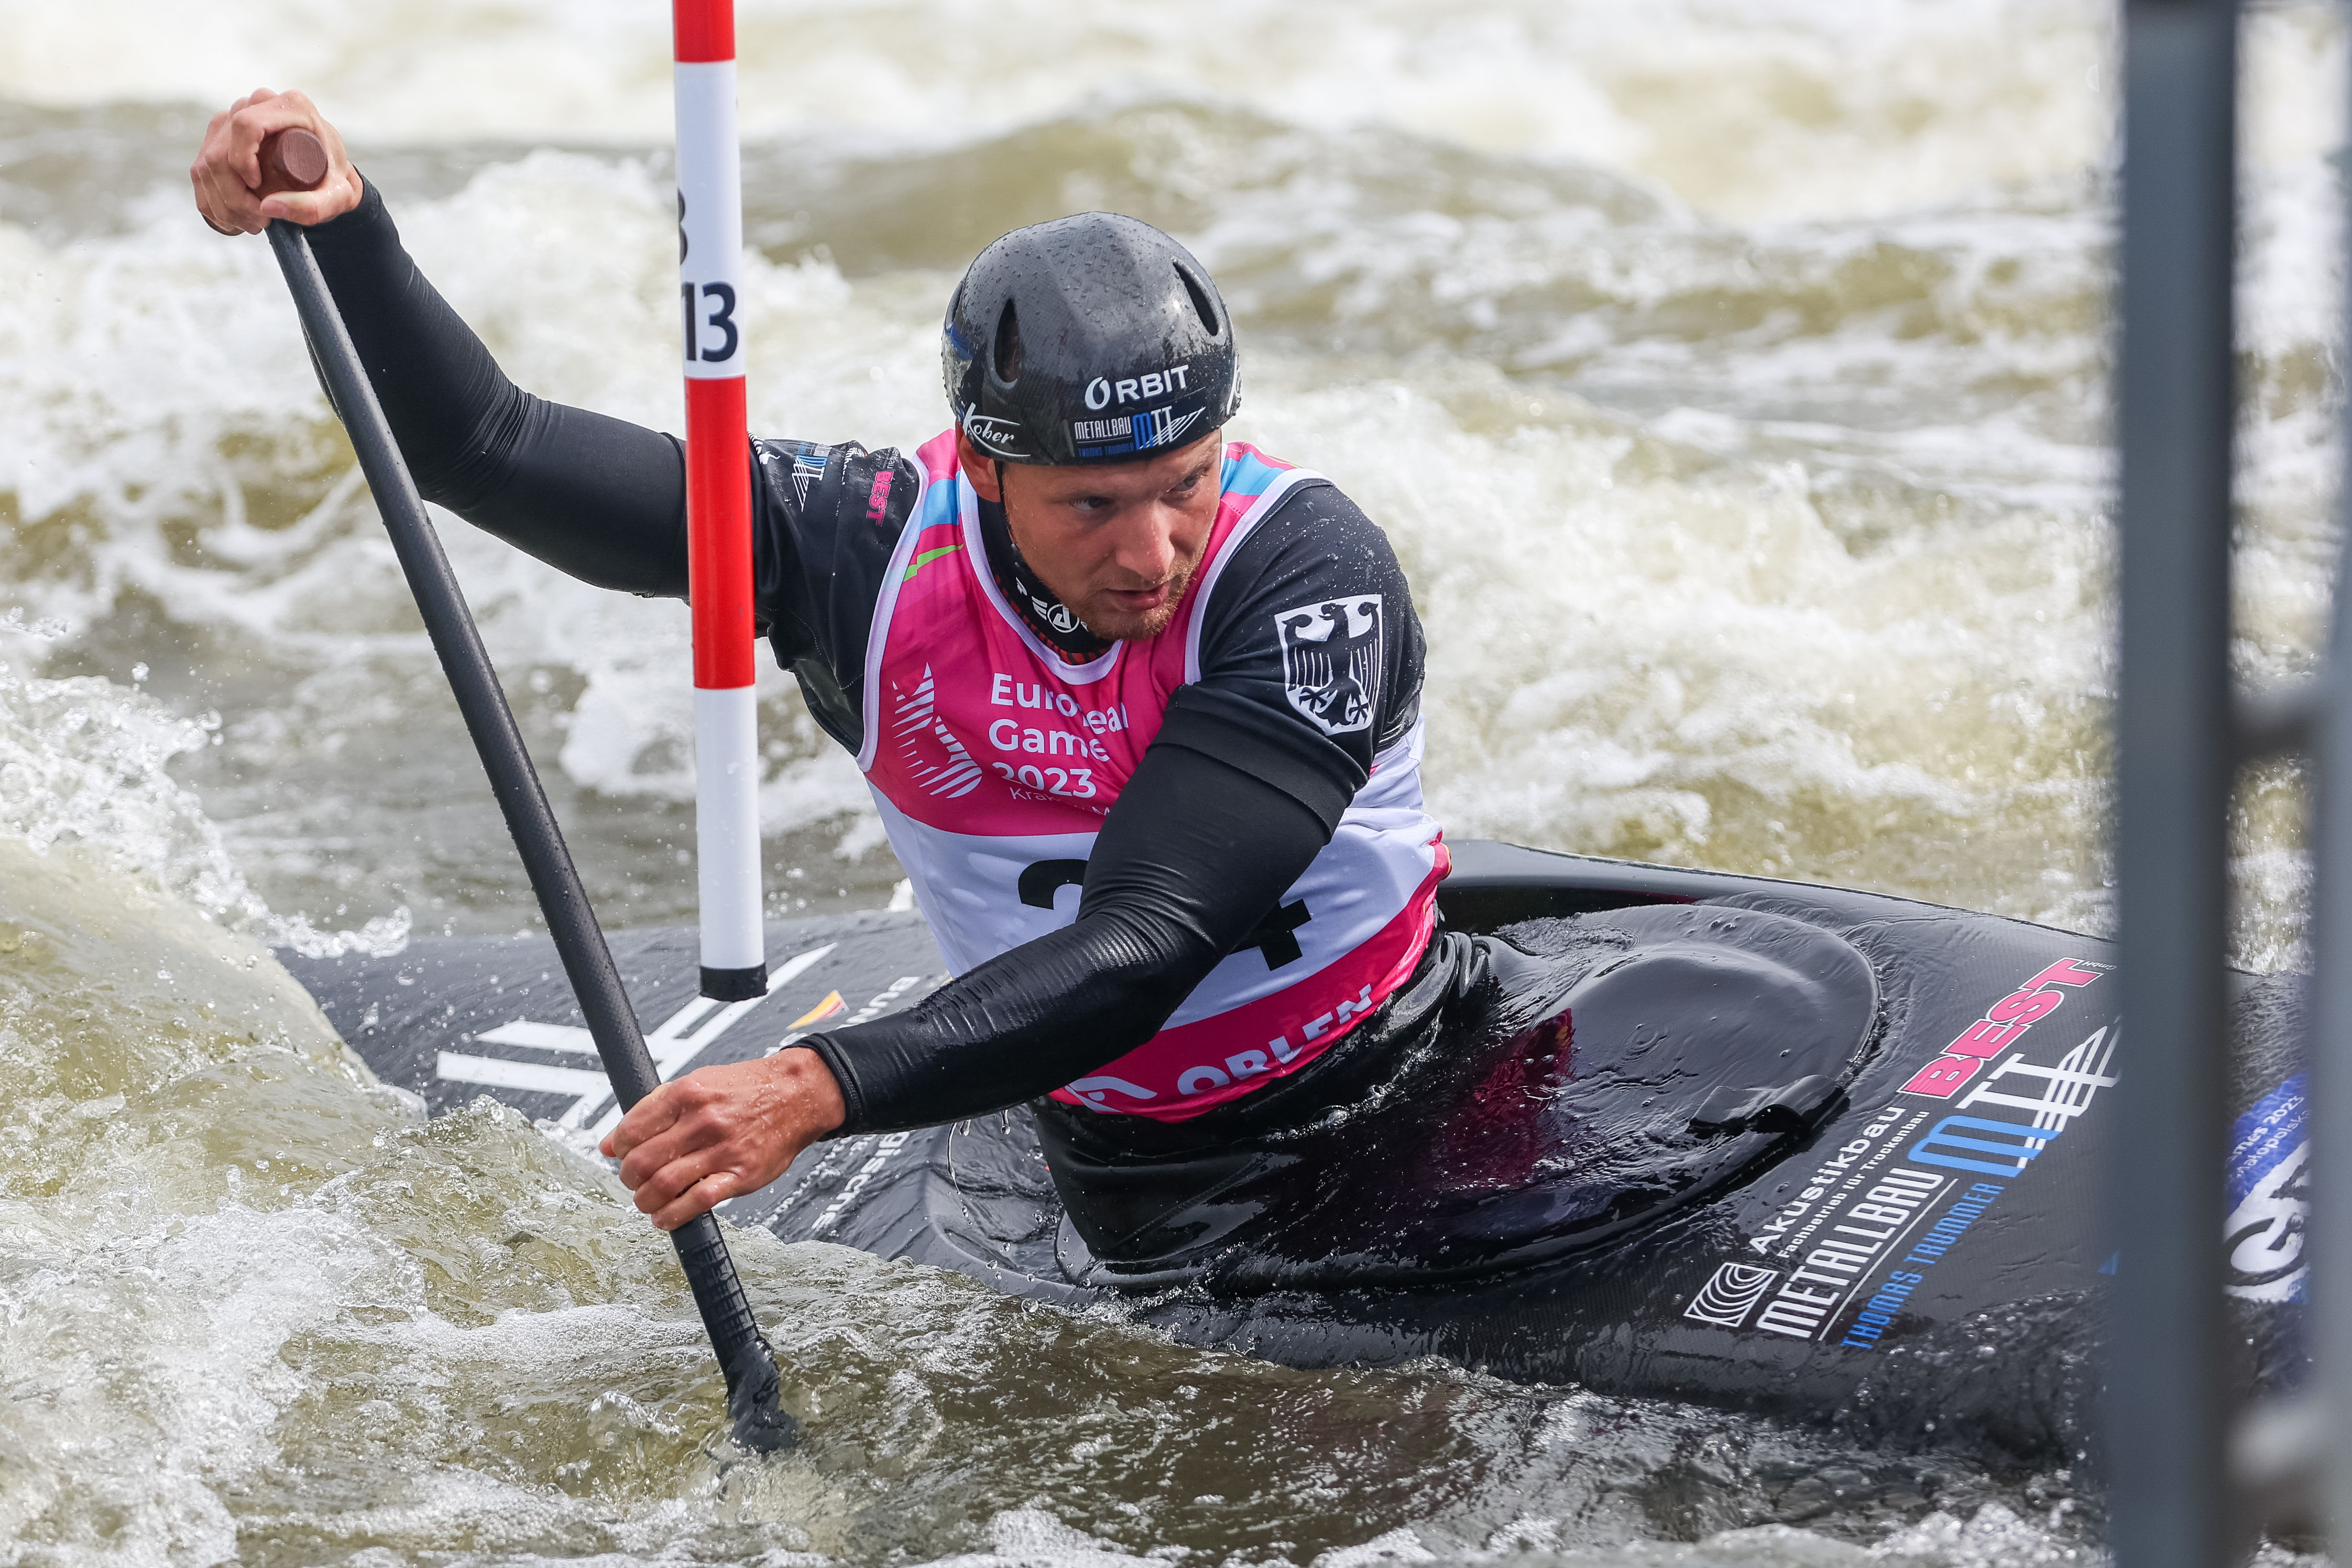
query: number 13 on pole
[{"left": 675, "top": 0, "right": 765, "bottom": 1001}]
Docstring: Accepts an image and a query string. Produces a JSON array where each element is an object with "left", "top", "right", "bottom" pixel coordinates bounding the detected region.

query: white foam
[
  {"left": 0, "top": 1198, "right": 421, "bottom": 1563},
  {"left": 8, "top": 0, "right": 2331, "bottom": 224},
  {"left": 0, "top": 6, "right": 2327, "bottom": 1564},
  {"left": 0, "top": 664, "right": 409, "bottom": 954},
  {"left": 5, "top": 82, "right": 2341, "bottom": 946}
]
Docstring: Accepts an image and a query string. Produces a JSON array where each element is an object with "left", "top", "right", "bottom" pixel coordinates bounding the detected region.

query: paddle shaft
[{"left": 264, "top": 213, "right": 795, "bottom": 1451}]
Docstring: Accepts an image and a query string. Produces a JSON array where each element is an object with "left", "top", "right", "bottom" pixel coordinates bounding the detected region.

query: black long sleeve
[
  {"left": 305, "top": 179, "right": 693, "bottom": 596},
  {"left": 803, "top": 734, "right": 1331, "bottom": 1133},
  {"left": 302, "top": 180, "right": 914, "bottom": 749}
]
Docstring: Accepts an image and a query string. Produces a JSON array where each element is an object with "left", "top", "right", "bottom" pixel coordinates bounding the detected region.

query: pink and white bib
[{"left": 857, "top": 430, "right": 1447, "bottom": 1121}]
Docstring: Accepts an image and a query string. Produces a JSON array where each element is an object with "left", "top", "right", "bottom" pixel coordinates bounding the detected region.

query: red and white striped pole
[{"left": 674, "top": 0, "right": 765, "bottom": 1001}]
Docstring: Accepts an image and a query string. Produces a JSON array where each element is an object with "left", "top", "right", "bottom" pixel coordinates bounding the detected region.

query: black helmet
[{"left": 943, "top": 213, "right": 1239, "bottom": 466}]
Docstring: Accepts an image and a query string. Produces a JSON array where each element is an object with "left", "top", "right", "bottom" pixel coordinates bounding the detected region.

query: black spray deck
[{"left": 283, "top": 841, "right": 2310, "bottom": 1464}]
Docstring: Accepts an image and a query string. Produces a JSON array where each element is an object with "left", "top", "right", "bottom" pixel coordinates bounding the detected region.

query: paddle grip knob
[{"left": 259, "top": 128, "right": 330, "bottom": 194}]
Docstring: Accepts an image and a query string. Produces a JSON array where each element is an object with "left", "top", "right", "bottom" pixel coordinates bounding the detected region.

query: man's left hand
[{"left": 601, "top": 1047, "right": 846, "bottom": 1229}]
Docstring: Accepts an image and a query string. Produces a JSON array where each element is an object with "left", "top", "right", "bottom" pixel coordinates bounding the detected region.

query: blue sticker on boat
[{"left": 2224, "top": 1072, "right": 2308, "bottom": 1302}]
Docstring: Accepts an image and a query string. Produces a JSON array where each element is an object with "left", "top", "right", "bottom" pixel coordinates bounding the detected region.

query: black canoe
[{"left": 282, "top": 839, "right": 2310, "bottom": 1464}]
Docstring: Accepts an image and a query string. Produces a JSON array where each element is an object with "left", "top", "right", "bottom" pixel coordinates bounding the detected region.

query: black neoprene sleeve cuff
[
  {"left": 305, "top": 167, "right": 388, "bottom": 247},
  {"left": 800, "top": 1030, "right": 869, "bottom": 1131}
]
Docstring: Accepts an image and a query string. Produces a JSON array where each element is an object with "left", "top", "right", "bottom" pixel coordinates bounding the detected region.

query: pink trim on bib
[
  {"left": 1054, "top": 842, "right": 1449, "bottom": 1120},
  {"left": 862, "top": 431, "right": 1446, "bottom": 1121}
]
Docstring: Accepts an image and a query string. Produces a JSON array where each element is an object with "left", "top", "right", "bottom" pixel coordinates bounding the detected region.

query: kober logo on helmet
[
  {"left": 1085, "top": 365, "right": 1193, "bottom": 410},
  {"left": 960, "top": 410, "right": 1030, "bottom": 458}
]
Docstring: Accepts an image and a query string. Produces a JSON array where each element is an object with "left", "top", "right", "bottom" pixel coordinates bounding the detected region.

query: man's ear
[{"left": 956, "top": 430, "right": 1005, "bottom": 502}]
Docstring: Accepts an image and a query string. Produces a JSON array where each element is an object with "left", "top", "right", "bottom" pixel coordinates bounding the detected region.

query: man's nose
[{"left": 1113, "top": 508, "right": 1179, "bottom": 583}]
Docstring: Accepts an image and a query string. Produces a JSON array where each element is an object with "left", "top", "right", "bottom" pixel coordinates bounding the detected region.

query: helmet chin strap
[
  {"left": 985, "top": 457, "right": 1103, "bottom": 652},
  {"left": 995, "top": 457, "right": 1022, "bottom": 568},
  {"left": 993, "top": 458, "right": 1036, "bottom": 582}
]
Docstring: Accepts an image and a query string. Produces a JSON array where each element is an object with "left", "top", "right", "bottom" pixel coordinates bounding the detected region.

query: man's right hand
[{"left": 190, "top": 89, "right": 363, "bottom": 236}]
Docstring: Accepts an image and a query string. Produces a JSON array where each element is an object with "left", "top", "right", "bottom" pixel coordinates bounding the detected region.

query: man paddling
[{"left": 193, "top": 93, "right": 1454, "bottom": 1258}]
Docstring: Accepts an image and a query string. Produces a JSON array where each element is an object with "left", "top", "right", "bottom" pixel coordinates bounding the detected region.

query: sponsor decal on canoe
[
  {"left": 1742, "top": 1104, "right": 1937, "bottom": 1260},
  {"left": 1687, "top": 1016, "right": 2123, "bottom": 1347},
  {"left": 809, "top": 1130, "right": 915, "bottom": 1237},
  {"left": 790, "top": 991, "right": 847, "bottom": 1029},
  {"left": 1901, "top": 957, "right": 2108, "bottom": 1100},
  {"left": 1836, "top": 1180, "right": 2007, "bottom": 1348},
  {"left": 432, "top": 942, "right": 839, "bottom": 1133},
  {"left": 1745, "top": 1166, "right": 1948, "bottom": 1341},
  {"left": 2224, "top": 1072, "right": 2309, "bottom": 1302},
  {"left": 1684, "top": 1263, "right": 1781, "bottom": 1329},
  {"left": 1834, "top": 1021, "right": 2120, "bottom": 1349}
]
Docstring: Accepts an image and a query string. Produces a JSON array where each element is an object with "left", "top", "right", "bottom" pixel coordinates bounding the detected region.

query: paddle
[{"left": 257, "top": 127, "right": 797, "bottom": 1452}]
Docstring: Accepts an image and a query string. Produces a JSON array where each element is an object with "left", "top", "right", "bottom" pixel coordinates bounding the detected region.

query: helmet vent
[
  {"left": 993, "top": 300, "right": 1024, "bottom": 384},
  {"left": 1175, "top": 262, "right": 1221, "bottom": 337}
]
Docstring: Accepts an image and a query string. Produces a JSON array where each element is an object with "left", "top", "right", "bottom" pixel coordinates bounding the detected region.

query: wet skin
[
  {"left": 959, "top": 426, "right": 1225, "bottom": 642},
  {"left": 189, "top": 88, "right": 365, "bottom": 233}
]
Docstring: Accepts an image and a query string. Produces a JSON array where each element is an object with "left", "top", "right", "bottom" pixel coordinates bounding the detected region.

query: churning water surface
[{"left": 0, "top": 1, "right": 2341, "bottom": 1563}]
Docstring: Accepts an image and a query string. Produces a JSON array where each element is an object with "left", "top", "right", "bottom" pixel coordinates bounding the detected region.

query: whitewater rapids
[{"left": 0, "top": 1, "right": 2340, "bottom": 1562}]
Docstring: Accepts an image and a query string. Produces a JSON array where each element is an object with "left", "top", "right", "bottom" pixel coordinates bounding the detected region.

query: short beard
[{"left": 1081, "top": 557, "right": 1197, "bottom": 642}]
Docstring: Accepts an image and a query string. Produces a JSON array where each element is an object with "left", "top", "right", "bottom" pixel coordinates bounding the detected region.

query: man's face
[{"left": 959, "top": 428, "right": 1223, "bottom": 643}]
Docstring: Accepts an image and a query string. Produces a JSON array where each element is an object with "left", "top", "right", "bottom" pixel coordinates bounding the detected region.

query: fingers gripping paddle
[
  {"left": 262, "top": 128, "right": 330, "bottom": 191},
  {"left": 258, "top": 129, "right": 796, "bottom": 1452}
]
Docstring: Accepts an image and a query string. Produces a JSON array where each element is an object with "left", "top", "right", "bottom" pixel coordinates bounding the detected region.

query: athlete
[{"left": 192, "top": 92, "right": 1470, "bottom": 1265}]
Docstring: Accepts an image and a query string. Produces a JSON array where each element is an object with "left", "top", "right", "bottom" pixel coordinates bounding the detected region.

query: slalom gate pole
[
  {"left": 674, "top": 0, "right": 767, "bottom": 1004},
  {"left": 261, "top": 135, "right": 795, "bottom": 1451}
]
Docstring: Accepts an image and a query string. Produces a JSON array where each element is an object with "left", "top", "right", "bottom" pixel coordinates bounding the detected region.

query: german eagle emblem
[{"left": 1275, "top": 596, "right": 1382, "bottom": 737}]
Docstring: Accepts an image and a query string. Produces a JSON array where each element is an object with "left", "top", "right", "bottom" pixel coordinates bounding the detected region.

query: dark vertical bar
[
  {"left": 2111, "top": 2, "right": 2239, "bottom": 1566},
  {"left": 2320, "top": 20, "right": 2352, "bottom": 1545}
]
